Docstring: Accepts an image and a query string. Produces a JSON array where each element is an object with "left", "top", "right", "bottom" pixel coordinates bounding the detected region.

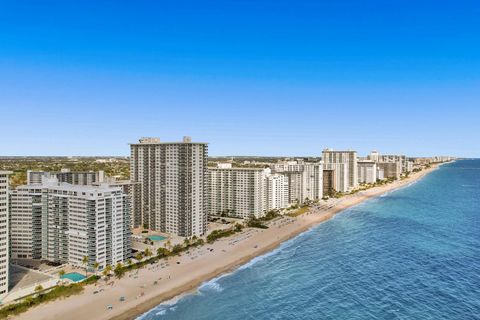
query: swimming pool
[
  {"left": 61, "top": 272, "right": 86, "bottom": 282},
  {"left": 148, "top": 235, "right": 167, "bottom": 241}
]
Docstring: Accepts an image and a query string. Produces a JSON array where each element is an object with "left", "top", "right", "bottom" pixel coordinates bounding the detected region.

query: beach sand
[{"left": 12, "top": 165, "right": 439, "bottom": 320}]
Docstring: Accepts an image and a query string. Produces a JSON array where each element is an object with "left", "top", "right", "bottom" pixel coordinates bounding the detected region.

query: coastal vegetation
[
  {"left": 287, "top": 205, "right": 310, "bottom": 217},
  {"left": 207, "top": 224, "right": 244, "bottom": 243},
  {"left": 0, "top": 275, "right": 100, "bottom": 319}
]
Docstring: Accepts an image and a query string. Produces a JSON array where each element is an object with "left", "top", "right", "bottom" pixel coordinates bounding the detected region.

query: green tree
[
  {"left": 135, "top": 252, "right": 143, "bottom": 261},
  {"left": 114, "top": 263, "right": 125, "bottom": 279},
  {"left": 82, "top": 256, "right": 89, "bottom": 277},
  {"left": 93, "top": 262, "right": 100, "bottom": 275},
  {"left": 102, "top": 265, "right": 112, "bottom": 279},
  {"left": 171, "top": 244, "right": 183, "bottom": 254},
  {"left": 143, "top": 248, "right": 152, "bottom": 258},
  {"left": 157, "top": 247, "right": 171, "bottom": 258}
]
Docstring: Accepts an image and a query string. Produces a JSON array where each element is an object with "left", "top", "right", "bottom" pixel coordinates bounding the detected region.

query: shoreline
[{"left": 13, "top": 164, "right": 441, "bottom": 320}]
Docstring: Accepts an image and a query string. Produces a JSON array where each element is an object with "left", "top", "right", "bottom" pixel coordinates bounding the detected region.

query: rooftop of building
[
  {"left": 130, "top": 136, "right": 208, "bottom": 145},
  {"left": 19, "top": 179, "right": 123, "bottom": 193}
]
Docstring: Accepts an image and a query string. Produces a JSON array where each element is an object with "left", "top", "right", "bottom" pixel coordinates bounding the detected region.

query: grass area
[
  {"left": 287, "top": 205, "right": 310, "bottom": 217},
  {"left": 206, "top": 224, "right": 243, "bottom": 243},
  {"left": 0, "top": 275, "right": 100, "bottom": 319}
]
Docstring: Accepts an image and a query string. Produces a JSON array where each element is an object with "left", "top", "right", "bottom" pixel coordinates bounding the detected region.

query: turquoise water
[
  {"left": 138, "top": 160, "right": 480, "bottom": 320},
  {"left": 61, "top": 272, "right": 86, "bottom": 282},
  {"left": 148, "top": 235, "right": 167, "bottom": 241}
]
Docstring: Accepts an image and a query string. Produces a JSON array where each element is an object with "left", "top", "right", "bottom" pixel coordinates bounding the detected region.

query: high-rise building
[
  {"left": 379, "top": 155, "right": 407, "bottom": 173},
  {"left": 93, "top": 178, "right": 140, "bottom": 230},
  {"left": 357, "top": 160, "right": 378, "bottom": 184},
  {"left": 323, "top": 163, "right": 349, "bottom": 193},
  {"left": 322, "top": 169, "right": 336, "bottom": 196},
  {"left": 130, "top": 136, "right": 208, "bottom": 237},
  {"left": 322, "top": 149, "right": 358, "bottom": 190},
  {"left": 208, "top": 164, "right": 267, "bottom": 219},
  {"left": 377, "top": 162, "right": 402, "bottom": 180},
  {"left": 265, "top": 173, "right": 289, "bottom": 211},
  {"left": 9, "top": 179, "right": 131, "bottom": 268},
  {"left": 27, "top": 169, "right": 105, "bottom": 185},
  {"left": 368, "top": 151, "right": 380, "bottom": 162},
  {"left": 272, "top": 160, "right": 323, "bottom": 204},
  {"left": 0, "top": 171, "right": 11, "bottom": 298}
]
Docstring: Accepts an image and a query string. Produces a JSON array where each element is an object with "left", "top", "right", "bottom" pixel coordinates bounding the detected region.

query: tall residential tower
[
  {"left": 322, "top": 149, "right": 358, "bottom": 191},
  {"left": 130, "top": 137, "right": 208, "bottom": 237},
  {"left": 0, "top": 172, "right": 11, "bottom": 299}
]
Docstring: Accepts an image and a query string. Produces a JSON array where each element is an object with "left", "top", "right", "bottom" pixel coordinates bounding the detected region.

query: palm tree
[
  {"left": 183, "top": 238, "right": 190, "bottom": 248},
  {"left": 144, "top": 248, "right": 152, "bottom": 258},
  {"left": 102, "top": 264, "right": 112, "bottom": 279},
  {"left": 34, "top": 285, "right": 43, "bottom": 293},
  {"left": 82, "top": 255, "right": 89, "bottom": 277},
  {"left": 58, "top": 269, "right": 66, "bottom": 278},
  {"left": 114, "top": 263, "right": 124, "bottom": 279},
  {"left": 135, "top": 252, "right": 143, "bottom": 261},
  {"left": 164, "top": 240, "right": 172, "bottom": 250},
  {"left": 93, "top": 262, "right": 100, "bottom": 276}
]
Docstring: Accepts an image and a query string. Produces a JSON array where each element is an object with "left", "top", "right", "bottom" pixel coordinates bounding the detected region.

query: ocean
[{"left": 138, "top": 160, "right": 480, "bottom": 320}]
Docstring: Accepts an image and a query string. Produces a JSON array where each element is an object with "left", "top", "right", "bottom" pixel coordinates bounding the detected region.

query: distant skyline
[{"left": 1, "top": 1, "right": 479, "bottom": 157}]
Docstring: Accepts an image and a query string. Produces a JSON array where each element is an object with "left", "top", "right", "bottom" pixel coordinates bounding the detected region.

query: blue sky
[{"left": 0, "top": 1, "right": 479, "bottom": 157}]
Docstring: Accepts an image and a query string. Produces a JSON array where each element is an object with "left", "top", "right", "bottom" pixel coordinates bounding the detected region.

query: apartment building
[
  {"left": 27, "top": 169, "right": 105, "bottom": 185},
  {"left": 323, "top": 163, "right": 349, "bottom": 193},
  {"left": 208, "top": 164, "right": 267, "bottom": 219},
  {"left": 379, "top": 155, "right": 407, "bottom": 173},
  {"left": 130, "top": 137, "right": 208, "bottom": 237},
  {"left": 9, "top": 179, "right": 131, "bottom": 268},
  {"left": 322, "top": 149, "right": 358, "bottom": 190},
  {"left": 358, "top": 160, "right": 378, "bottom": 184},
  {"left": 0, "top": 172, "right": 11, "bottom": 299},
  {"left": 273, "top": 160, "right": 323, "bottom": 204},
  {"left": 377, "top": 162, "right": 402, "bottom": 180},
  {"left": 265, "top": 173, "right": 289, "bottom": 211},
  {"left": 322, "top": 169, "right": 336, "bottom": 196}
]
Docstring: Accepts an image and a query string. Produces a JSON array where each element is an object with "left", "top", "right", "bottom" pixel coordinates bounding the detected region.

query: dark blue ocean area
[{"left": 139, "top": 160, "right": 480, "bottom": 320}]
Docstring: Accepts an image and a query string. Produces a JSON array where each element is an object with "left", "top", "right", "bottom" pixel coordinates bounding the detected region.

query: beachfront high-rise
[
  {"left": 130, "top": 137, "right": 208, "bottom": 237},
  {"left": 265, "top": 172, "right": 289, "bottom": 211},
  {"left": 323, "top": 162, "right": 349, "bottom": 193},
  {"left": 357, "top": 160, "right": 377, "bottom": 184},
  {"left": 208, "top": 164, "right": 267, "bottom": 219},
  {"left": 0, "top": 172, "right": 11, "bottom": 299},
  {"left": 9, "top": 178, "right": 131, "bottom": 268},
  {"left": 322, "top": 169, "right": 336, "bottom": 196},
  {"left": 322, "top": 149, "right": 358, "bottom": 191},
  {"left": 272, "top": 160, "right": 323, "bottom": 204}
]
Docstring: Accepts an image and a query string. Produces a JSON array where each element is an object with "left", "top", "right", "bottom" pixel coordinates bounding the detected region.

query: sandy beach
[{"left": 12, "top": 165, "right": 439, "bottom": 320}]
